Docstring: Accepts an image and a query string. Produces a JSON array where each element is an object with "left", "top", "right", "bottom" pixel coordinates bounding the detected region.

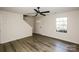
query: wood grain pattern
[{"left": 0, "top": 34, "right": 79, "bottom": 52}]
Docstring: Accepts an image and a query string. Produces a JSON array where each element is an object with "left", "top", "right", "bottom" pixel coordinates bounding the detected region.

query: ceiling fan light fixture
[{"left": 34, "top": 7, "right": 50, "bottom": 16}]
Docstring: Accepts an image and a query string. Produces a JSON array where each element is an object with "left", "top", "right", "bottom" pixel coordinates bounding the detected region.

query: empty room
[{"left": 0, "top": 7, "right": 79, "bottom": 52}]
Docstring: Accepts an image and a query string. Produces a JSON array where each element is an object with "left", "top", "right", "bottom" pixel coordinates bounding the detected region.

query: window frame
[{"left": 56, "top": 17, "right": 67, "bottom": 33}]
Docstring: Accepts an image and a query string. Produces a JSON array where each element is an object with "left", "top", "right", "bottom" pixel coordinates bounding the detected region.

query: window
[{"left": 56, "top": 17, "right": 67, "bottom": 33}]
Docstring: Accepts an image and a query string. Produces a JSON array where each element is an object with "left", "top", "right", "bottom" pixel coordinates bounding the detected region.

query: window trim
[{"left": 56, "top": 17, "right": 67, "bottom": 33}]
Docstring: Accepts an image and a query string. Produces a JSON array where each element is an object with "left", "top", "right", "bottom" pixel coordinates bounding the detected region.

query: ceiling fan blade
[
  {"left": 35, "top": 13, "right": 38, "bottom": 16},
  {"left": 40, "top": 11, "right": 50, "bottom": 13},
  {"left": 34, "top": 9, "right": 39, "bottom": 13},
  {"left": 40, "top": 13, "right": 46, "bottom": 16}
]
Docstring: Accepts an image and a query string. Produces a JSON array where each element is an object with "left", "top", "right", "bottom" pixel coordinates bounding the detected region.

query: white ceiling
[{"left": 0, "top": 7, "right": 79, "bottom": 16}]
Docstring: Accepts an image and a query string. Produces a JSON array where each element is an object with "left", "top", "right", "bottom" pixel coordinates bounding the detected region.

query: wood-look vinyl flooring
[{"left": 0, "top": 34, "right": 79, "bottom": 52}]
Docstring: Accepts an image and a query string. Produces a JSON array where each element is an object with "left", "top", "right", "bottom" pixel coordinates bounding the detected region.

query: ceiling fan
[
  {"left": 34, "top": 7, "right": 50, "bottom": 16},
  {"left": 24, "top": 7, "right": 50, "bottom": 17}
]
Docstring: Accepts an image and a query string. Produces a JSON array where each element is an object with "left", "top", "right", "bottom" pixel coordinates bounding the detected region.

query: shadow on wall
[{"left": 23, "top": 15, "right": 35, "bottom": 33}]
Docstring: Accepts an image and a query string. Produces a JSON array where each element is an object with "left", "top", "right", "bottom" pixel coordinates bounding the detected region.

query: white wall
[
  {"left": 35, "top": 10, "right": 79, "bottom": 44},
  {"left": 0, "top": 11, "right": 32, "bottom": 44},
  {"left": 24, "top": 16, "right": 35, "bottom": 33}
]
